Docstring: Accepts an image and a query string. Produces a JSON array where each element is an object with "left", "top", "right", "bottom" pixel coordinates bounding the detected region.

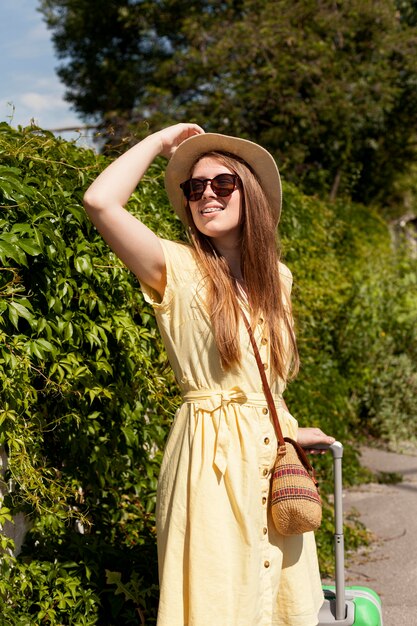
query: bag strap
[
  {"left": 242, "top": 310, "right": 318, "bottom": 479},
  {"left": 241, "top": 311, "right": 285, "bottom": 448}
]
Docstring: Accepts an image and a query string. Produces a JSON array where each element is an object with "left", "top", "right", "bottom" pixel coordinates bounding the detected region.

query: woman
[{"left": 83, "top": 123, "right": 334, "bottom": 626}]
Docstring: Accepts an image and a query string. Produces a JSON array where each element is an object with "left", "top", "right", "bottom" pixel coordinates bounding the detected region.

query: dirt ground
[{"left": 335, "top": 446, "right": 417, "bottom": 626}]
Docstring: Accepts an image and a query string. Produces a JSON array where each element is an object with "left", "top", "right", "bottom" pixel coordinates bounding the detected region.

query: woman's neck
[{"left": 211, "top": 238, "right": 243, "bottom": 280}]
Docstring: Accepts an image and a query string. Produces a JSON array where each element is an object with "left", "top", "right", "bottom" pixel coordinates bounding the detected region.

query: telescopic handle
[{"left": 309, "top": 441, "right": 345, "bottom": 621}]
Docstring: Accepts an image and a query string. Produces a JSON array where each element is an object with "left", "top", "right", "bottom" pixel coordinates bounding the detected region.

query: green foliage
[
  {"left": 281, "top": 186, "right": 417, "bottom": 451},
  {"left": 39, "top": 0, "right": 417, "bottom": 207},
  {"left": 0, "top": 558, "right": 100, "bottom": 625},
  {"left": 336, "top": 252, "right": 417, "bottom": 449},
  {"left": 0, "top": 123, "right": 415, "bottom": 621},
  {"left": 316, "top": 504, "right": 370, "bottom": 578},
  {"left": 0, "top": 122, "right": 179, "bottom": 623}
]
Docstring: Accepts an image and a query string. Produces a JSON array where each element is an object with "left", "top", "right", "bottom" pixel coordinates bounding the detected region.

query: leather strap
[
  {"left": 242, "top": 311, "right": 317, "bottom": 478},
  {"left": 241, "top": 311, "right": 285, "bottom": 448}
]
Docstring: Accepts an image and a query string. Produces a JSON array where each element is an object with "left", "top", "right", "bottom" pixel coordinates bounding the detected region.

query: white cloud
[
  {"left": 20, "top": 91, "right": 67, "bottom": 113},
  {"left": 0, "top": 1, "right": 94, "bottom": 147},
  {"left": 2, "top": 88, "right": 80, "bottom": 128}
]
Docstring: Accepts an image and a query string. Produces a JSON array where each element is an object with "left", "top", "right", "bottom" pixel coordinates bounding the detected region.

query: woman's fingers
[
  {"left": 158, "top": 123, "right": 205, "bottom": 158},
  {"left": 297, "top": 427, "right": 336, "bottom": 453}
]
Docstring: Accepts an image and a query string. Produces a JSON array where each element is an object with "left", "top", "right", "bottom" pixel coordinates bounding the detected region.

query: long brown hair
[{"left": 185, "top": 151, "right": 299, "bottom": 382}]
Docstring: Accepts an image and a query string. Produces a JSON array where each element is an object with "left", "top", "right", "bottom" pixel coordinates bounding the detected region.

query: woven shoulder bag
[{"left": 242, "top": 312, "right": 322, "bottom": 536}]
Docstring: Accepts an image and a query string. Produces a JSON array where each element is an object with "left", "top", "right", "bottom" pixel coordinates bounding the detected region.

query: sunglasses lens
[
  {"left": 181, "top": 179, "right": 205, "bottom": 201},
  {"left": 188, "top": 180, "right": 205, "bottom": 201},
  {"left": 212, "top": 174, "right": 236, "bottom": 196},
  {"left": 180, "top": 174, "right": 238, "bottom": 201}
]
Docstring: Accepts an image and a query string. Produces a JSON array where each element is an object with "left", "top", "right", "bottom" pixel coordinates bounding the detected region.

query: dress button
[
  {"left": 264, "top": 561, "right": 270, "bottom": 568},
  {"left": 262, "top": 407, "right": 268, "bottom": 415},
  {"left": 259, "top": 317, "right": 264, "bottom": 324},
  {"left": 263, "top": 527, "right": 268, "bottom": 535},
  {"left": 261, "top": 337, "right": 268, "bottom": 345},
  {"left": 263, "top": 363, "right": 268, "bottom": 370},
  {"left": 262, "top": 468, "right": 268, "bottom": 476},
  {"left": 264, "top": 437, "right": 270, "bottom": 445},
  {"left": 262, "top": 496, "right": 267, "bottom": 505}
]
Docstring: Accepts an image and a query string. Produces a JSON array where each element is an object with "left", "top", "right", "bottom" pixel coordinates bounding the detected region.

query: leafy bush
[
  {"left": 281, "top": 189, "right": 417, "bottom": 452},
  {"left": 0, "top": 558, "right": 100, "bottom": 625},
  {"left": 0, "top": 123, "right": 177, "bottom": 623},
  {"left": 0, "top": 123, "right": 415, "bottom": 619},
  {"left": 337, "top": 252, "right": 417, "bottom": 449}
]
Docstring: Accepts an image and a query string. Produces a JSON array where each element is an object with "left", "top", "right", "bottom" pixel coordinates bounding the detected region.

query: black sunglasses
[{"left": 180, "top": 173, "right": 240, "bottom": 202}]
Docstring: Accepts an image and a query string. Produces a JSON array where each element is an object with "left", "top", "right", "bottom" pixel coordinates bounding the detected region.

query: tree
[
  {"left": 39, "top": 0, "right": 417, "bottom": 205},
  {"left": 38, "top": 0, "right": 245, "bottom": 144},
  {"left": 165, "top": 0, "right": 417, "bottom": 205}
]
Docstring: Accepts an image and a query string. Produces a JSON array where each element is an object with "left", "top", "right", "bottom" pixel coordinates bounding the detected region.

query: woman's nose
[{"left": 202, "top": 180, "right": 216, "bottom": 198}]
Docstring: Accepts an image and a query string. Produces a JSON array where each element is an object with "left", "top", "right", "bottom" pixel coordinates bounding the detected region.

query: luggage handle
[{"left": 309, "top": 441, "right": 345, "bottom": 621}]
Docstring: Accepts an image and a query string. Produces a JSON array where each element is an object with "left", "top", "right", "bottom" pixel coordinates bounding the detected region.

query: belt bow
[{"left": 183, "top": 386, "right": 248, "bottom": 476}]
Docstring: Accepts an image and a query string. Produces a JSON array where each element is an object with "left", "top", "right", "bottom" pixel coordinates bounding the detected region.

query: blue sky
[{"left": 0, "top": 0, "right": 92, "bottom": 146}]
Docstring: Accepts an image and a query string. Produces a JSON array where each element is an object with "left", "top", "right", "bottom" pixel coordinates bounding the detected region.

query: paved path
[{"left": 341, "top": 446, "right": 417, "bottom": 626}]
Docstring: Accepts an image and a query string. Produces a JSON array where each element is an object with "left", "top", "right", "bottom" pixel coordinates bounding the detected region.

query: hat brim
[{"left": 164, "top": 133, "right": 281, "bottom": 226}]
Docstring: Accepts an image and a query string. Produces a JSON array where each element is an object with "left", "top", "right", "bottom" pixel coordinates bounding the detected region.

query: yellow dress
[{"left": 140, "top": 239, "right": 323, "bottom": 626}]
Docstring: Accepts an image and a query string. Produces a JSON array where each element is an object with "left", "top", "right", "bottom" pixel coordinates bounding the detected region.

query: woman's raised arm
[{"left": 83, "top": 123, "right": 204, "bottom": 298}]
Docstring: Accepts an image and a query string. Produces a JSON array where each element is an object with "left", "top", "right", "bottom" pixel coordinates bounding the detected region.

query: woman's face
[{"left": 187, "top": 157, "right": 243, "bottom": 246}]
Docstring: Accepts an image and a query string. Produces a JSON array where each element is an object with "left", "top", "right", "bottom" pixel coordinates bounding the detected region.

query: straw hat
[{"left": 164, "top": 133, "right": 282, "bottom": 226}]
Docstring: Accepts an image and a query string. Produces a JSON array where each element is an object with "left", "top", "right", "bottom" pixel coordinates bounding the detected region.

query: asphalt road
[{"left": 339, "top": 446, "right": 417, "bottom": 626}]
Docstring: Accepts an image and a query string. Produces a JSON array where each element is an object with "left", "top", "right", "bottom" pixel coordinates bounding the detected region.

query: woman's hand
[
  {"left": 155, "top": 123, "right": 205, "bottom": 159},
  {"left": 297, "top": 427, "right": 335, "bottom": 455}
]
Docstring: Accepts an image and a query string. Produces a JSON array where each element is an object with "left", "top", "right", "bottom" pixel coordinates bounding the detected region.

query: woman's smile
[{"left": 200, "top": 204, "right": 225, "bottom": 215}]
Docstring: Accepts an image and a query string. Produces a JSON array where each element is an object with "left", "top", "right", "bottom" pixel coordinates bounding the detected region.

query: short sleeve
[{"left": 139, "top": 239, "right": 198, "bottom": 309}]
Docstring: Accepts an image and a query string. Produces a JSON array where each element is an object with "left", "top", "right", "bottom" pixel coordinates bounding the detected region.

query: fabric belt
[{"left": 182, "top": 387, "right": 283, "bottom": 476}]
